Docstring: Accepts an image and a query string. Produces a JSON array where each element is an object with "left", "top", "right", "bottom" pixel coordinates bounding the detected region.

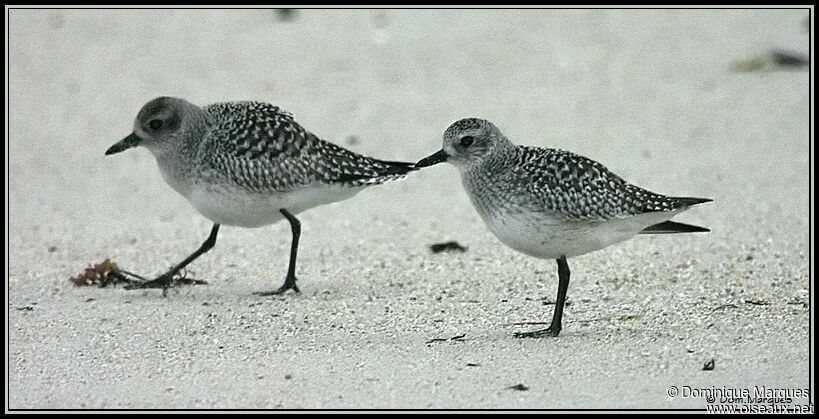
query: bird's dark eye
[
  {"left": 460, "top": 136, "right": 474, "bottom": 147},
  {"left": 149, "top": 119, "right": 163, "bottom": 130}
]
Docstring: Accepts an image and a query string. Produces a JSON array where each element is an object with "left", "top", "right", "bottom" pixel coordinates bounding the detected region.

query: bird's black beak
[
  {"left": 105, "top": 133, "right": 142, "bottom": 155},
  {"left": 416, "top": 149, "right": 449, "bottom": 168}
]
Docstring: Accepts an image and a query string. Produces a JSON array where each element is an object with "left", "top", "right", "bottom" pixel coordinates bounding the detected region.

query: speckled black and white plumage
[
  {"left": 201, "top": 101, "right": 413, "bottom": 192},
  {"left": 419, "top": 118, "right": 711, "bottom": 259},
  {"left": 115, "top": 97, "right": 415, "bottom": 227},
  {"left": 501, "top": 146, "right": 708, "bottom": 221}
]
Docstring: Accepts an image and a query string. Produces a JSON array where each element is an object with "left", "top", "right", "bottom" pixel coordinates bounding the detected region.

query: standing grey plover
[
  {"left": 416, "top": 118, "right": 711, "bottom": 337},
  {"left": 106, "top": 97, "right": 415, "bottom": 295}
]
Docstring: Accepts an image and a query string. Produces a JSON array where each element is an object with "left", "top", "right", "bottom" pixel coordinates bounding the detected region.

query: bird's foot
[
  {"left": 123, "top": 272, "right": 177, "bottom": 297},
  {"left": 514, "top": 326, "right": 561, "bottom": 338},
  {"left": 253, "top": 276, "right": 300, "bottom": 296}
]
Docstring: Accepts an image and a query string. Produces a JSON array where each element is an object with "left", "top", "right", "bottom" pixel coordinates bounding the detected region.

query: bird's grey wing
[
  {"left": 199, "top": 102, "right": 414, "bottom": 192},
  {"left": 511, "top": 147, "right": 687, "bottom": 221}
]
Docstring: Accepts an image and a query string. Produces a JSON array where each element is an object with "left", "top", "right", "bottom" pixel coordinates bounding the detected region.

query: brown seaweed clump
[{"left": 69, "top": 259, "right": 128, "bottom": 287}]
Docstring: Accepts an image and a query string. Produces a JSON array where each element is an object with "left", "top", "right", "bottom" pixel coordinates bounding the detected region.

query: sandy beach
[{"left": 7, "top": 8, "right": 812, "bottom": 410}]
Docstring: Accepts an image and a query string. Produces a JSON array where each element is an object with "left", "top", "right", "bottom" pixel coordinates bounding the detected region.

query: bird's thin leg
[
  {"left": 515, "top": 255, "right": 570, "bottom": 338},
  {"left": 254, "top": 209, "right": 301, "bottom": 296},
  {"left": 124, "top": 224, "right": 220, "bottom": 296}
]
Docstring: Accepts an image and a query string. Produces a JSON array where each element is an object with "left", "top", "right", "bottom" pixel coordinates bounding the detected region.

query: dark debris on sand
[
  {"left": 703, "top": 358, "right": 715, "bottom": 371},
  {"left": 430, "top": 241, "right": 468, "bottom": 253}
]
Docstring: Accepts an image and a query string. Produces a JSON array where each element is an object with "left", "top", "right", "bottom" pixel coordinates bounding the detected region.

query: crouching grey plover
[
  {"left": 106, "top": 97, "right": 415, "bottom": 296},
  {"left": 416, "top": 118, "right": 711, "bottom": 337}
]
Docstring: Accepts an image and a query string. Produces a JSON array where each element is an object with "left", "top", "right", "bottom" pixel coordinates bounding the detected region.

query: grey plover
[
  {"left": 106, "top": 97, "right": 415, "bottom": 295},
  {"left": 416, "top": 118, "right": 711, "bottom": 338}
]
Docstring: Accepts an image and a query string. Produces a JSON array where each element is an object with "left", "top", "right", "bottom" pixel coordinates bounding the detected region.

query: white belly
[
  {"left": 151, "top": 150, "right": 364, "bottom": 227},
  {"left": 187, "top": 183, "right": 362, "bottom": 227},
  {"left": 482, "top": 209, "right": 680, "bottom": 259}
]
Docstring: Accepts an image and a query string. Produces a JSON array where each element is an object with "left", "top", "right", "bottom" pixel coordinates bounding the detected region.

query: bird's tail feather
[
  {"left": 640, "top": 220, "right": 710, "bottom": 234},
  {"left": 676, "top": 197, "right": 713, "bottom": 206},
  {"left": 336, "top": 159, "right": 417, "bottom": 185}
]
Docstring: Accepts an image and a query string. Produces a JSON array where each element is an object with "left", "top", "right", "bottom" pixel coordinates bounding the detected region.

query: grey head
[
  {"left": 105, "top": 96, "right": 203, "bottom": 156},
  {"left": 416, "top": 118, "right": 512, "bottom": 170}
]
